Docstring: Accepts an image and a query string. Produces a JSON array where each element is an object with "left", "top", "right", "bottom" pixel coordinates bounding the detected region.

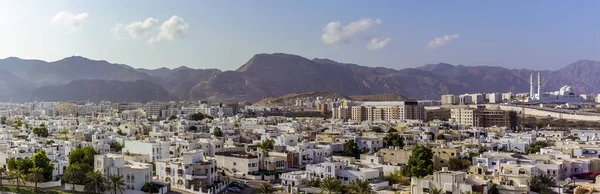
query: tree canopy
[
  {"left": 528, "top": 141, "right": 552, "bottom": 154},
  {"left": 343, "top": 139, "right": 360, "bottom": 158},
  {"left": 371, "top": 126, "right": 383, "bottom": 133},
  {"left": 258, "top": 139, "right": 275, "bottom": 150},
  {"left": 383, "top": 133, "right": 404, "bottom": 148},
  {"left": 190, "top": 113, "right": 206, "bottom": 121},
  {"left": 32, "top": 126, "right": 49, "bottom": 137},
  {"left": 213, "top": 127, "right": 223, "bottom": 137},
  {"left": 406, "top": 145, "right": 434, "bottom": 177}
]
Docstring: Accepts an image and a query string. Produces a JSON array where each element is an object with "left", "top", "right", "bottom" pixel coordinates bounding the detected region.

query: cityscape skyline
[{"left": 1, "top": 1, "right": 600, "bottom": 70}]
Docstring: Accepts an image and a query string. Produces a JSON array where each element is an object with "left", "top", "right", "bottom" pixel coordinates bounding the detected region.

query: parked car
[
  {"left": 228, "top": 187, "right": 242, "bottom": 193},
  {"left": 230, "top": 182, "right": 245, "bottom": 188}
]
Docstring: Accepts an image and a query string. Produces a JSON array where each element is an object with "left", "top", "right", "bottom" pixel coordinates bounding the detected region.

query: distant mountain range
[{"left": 0, "top": 53, "right": 599, "bottom": 103}]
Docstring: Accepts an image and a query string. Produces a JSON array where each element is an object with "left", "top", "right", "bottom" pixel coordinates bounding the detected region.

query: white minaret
[
  {"left": 537, "top": 72, "right": 541, "bottom": 100},
  {"left": 529, "top": 73, "right": 534, "bottom": 99}
]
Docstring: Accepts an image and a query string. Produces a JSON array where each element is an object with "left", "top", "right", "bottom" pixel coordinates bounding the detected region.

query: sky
[{"left": 0, "top": 0, "right": 599, "bottom": 70}]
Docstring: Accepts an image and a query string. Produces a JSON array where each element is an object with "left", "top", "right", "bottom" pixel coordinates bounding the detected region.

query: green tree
[
  {"left": 388, "top": 128, "right": 398, "bottom": 133},
  {"left": 8, "top": 169, "right": 25, "bottom": 188},
  {"left": 528, "top": 141, "right": 552, "bottom": 154},
  {"left": 343, "top": 139, "right": 360, "bottom": 158},
  {"left": 307, "top": 177, "right": 321, "bottom": 187},
  {"left": 348, "top": 179, "right": 372, "bottom": 194},
  {"left": 13, "top": 120, "right": 23, "bottom": 128},
  {"left": 84, "top": 170, "right": 107, "bottom": 194},
  {"left": 32, "top": 150, "right": 54, "bottom": 180},
  {"left": 59, "top": 130, "right": 69, "bottom": 139},
  {"left": 320, "top": 177, "right": 341, "bottom": 194},
  {"left": 69, "top": 146, "right": 99, "bottom": 167},
  {"left": 0, "top": 116, "right": 6, "bottom": 125},
  {"left": 16, "top": 157, "right": 33, "bottom": 174},
  {"left": 385, "top": 169, "right": 410, "bottom": 186},
  {"left": 0, "top": 167, "right": 5, "bottom": 188},
  {"left": 213, "top": 127, "right": 223, "bottom": 137},
  {"left": 371, "top": 126, "right": 383, "bottom": 133},
  {"left": 27, "top": 167, "right": 45, "bottom": 191},
  {"left": 63, "top": 163, "right": 87, "bottom": 192},
  {"left": 429, "top": 188, "right": 443, "bottom": 194},
  {"left": 487, "top": 184, "right": 500, "bottom": 194},
  {"left": 107, "top": 174, "right": 126, "bottom": 194},
  {"left": 32, "top": 126, "right": 49, "bottom": 137},
  {"left": 383, "top": 133, "right": 404, "bottom": 148},
  {"left": 116, "top": 129, "right": 127, "bottom": 136},
  {"left": 448, "top": 157, "right": 471, "bottom": 171},
  {"left": 257, "top": 183, "right": 280, "bottom": 194},
  {"left": 406, "top": 145, "right": 434, "bottom": 177},
  {"left": 141, "top": 182, "right": 162, "bottom": 193},
  {"left": 528, "top": 174, "right": 556, "bottom": 194},
  {"left": 190, "top": 113, "right": 206, "bottom": 121},
  {"left": 258, "top": 139, "right": 275, "bottom": 150},
  {"left": 168, "top": 115, "right": 177, "bottom": 120},
  {"left": 6, "top": 158, "right": 17, "bottom": 171},
  {"left": 111, "top": 141, "right": 125, "bottom": 152}
]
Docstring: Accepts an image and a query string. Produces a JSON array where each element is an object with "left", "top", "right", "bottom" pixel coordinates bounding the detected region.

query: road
[{"left": 218, "top": 177, "right": 270, "bottom": 194}]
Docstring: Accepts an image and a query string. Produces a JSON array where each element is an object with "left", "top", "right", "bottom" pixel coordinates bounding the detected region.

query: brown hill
[{"left": 349, "top": 94, "right": 408, "bottom": 101}]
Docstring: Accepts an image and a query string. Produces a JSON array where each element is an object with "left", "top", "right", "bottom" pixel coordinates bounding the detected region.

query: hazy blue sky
[{"left": 1, "top": 0, "right": 599, "bottom": 70}]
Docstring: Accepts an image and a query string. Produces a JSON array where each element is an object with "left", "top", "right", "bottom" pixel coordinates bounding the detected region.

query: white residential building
[{"left": 94, "top": 154, "right": 153, "bottom": 191}]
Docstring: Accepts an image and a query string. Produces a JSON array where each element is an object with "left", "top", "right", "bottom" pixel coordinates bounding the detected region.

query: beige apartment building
[
  {"left": 451, "top": 106, "right": 516, "bottom": 128},
  {"left": 346, "top": 101, "right": 426, "bottom": 121}
]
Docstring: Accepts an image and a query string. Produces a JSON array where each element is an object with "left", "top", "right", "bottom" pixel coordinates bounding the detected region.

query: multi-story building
[
  {"left": 351, "top": 106, "right": 366, "bottom": 121},
  {"left": 432, "top": 147, "right": 459, "bottom": 168},
  {"left": 378, "top": 147, "right": 411, "bottom": 165},
  {"left": 54, "top": 102, "right": 78, "bottom": 116},
  {"left": 156, "top": 150, "right": 219, "bottom": 193},
  {"left": 441, "top": 94, "right": 459, "bottom": 105},
  {"left": 487, "top": 93, "right": 502, "bottom": 104},
  {"left": 145, "top": 101, "right": 167, "bottom": 119},
  {"left": 316, "top": 103, "right": 329, "bottom": 113},
  {"left": 451, "top": 106, "right": 516, "bottom": 128},
  {"left": 94, "top": 154, "right": 153, "bottom": 191},
  {"left": 214, "top": 152, "right": 259, "bottom": 176},
  {"left": 123, "top": 140, "right": 171, "bottom": 162},
  {"left": 411, "top": 168, "right": 483, "bottom": 194},
  {"left": 355, "top": 101, "right": 426, "bottom": 121}
]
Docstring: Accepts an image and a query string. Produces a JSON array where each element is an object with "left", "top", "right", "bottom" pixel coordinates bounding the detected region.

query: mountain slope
[
  {"left": 3, "top": 54, "right": 600, "bottom": 102},
  {"left": 32, "top": 80, "right": 174, "bottom": 102},
  {"left": 25, "top": 56, "right": 163, "bottom": 87},
  {"left": 0, "top": 70, "right": 35, "bottom": 102}
]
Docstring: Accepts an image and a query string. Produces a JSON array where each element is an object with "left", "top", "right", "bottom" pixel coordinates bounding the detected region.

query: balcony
[{"left": 185, "top": 174, "right": 209, "bottom": 180}]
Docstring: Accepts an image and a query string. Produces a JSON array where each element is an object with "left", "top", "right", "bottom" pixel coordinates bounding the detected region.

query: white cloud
[
  {"left": 111, "top": 17, "right": 159, "bottom": 39},
  {"left": 51, "top": 11, "right": 89, "bottom": 30},
  {"left": 321, "top": 18, "right": 382, "bottom": 45},
  {"left": 426, "top": 34, "right": 460, "bottom": 49},
  {"left": 366, "top": 37, "right": 390, "bottom": 50},
  {"left": 148, "top": 15, "right": 189, "bottom": 44}
]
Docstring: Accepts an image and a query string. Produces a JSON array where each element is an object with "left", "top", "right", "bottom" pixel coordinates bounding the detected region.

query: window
[{"left": 233, "top": 162, "right": 236, "bottom": 166}]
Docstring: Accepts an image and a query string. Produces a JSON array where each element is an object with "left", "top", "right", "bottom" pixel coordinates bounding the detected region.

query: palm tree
[
  {"left": 0, "top": 167, "right": 7, "bottom": 188},
  {"left": 63, "top": 165, "right": 86, "bottom": 193},
  {"left": 84, "top": 170, "right": 107, "bottom": 194},
  {"left": 8, "top": 170, "right": 25, "bottom": 188},
  {"left": 27, "top": 167, "right": 45, "bottom": 191},
  {"left": 258, "top": 183, "right": 280, "bottom": 194},
  {"left": 429, "top": 188, "right": 443, "bottom": 194},
  {"left": 348, "top": 179, "right": 372, "bottom": 194},
  {"left": 320, "top": 177, "right": 341, "bottom": 194},
  {"left": 107, "top": 174, "right": 125, "bottom": 194}
]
